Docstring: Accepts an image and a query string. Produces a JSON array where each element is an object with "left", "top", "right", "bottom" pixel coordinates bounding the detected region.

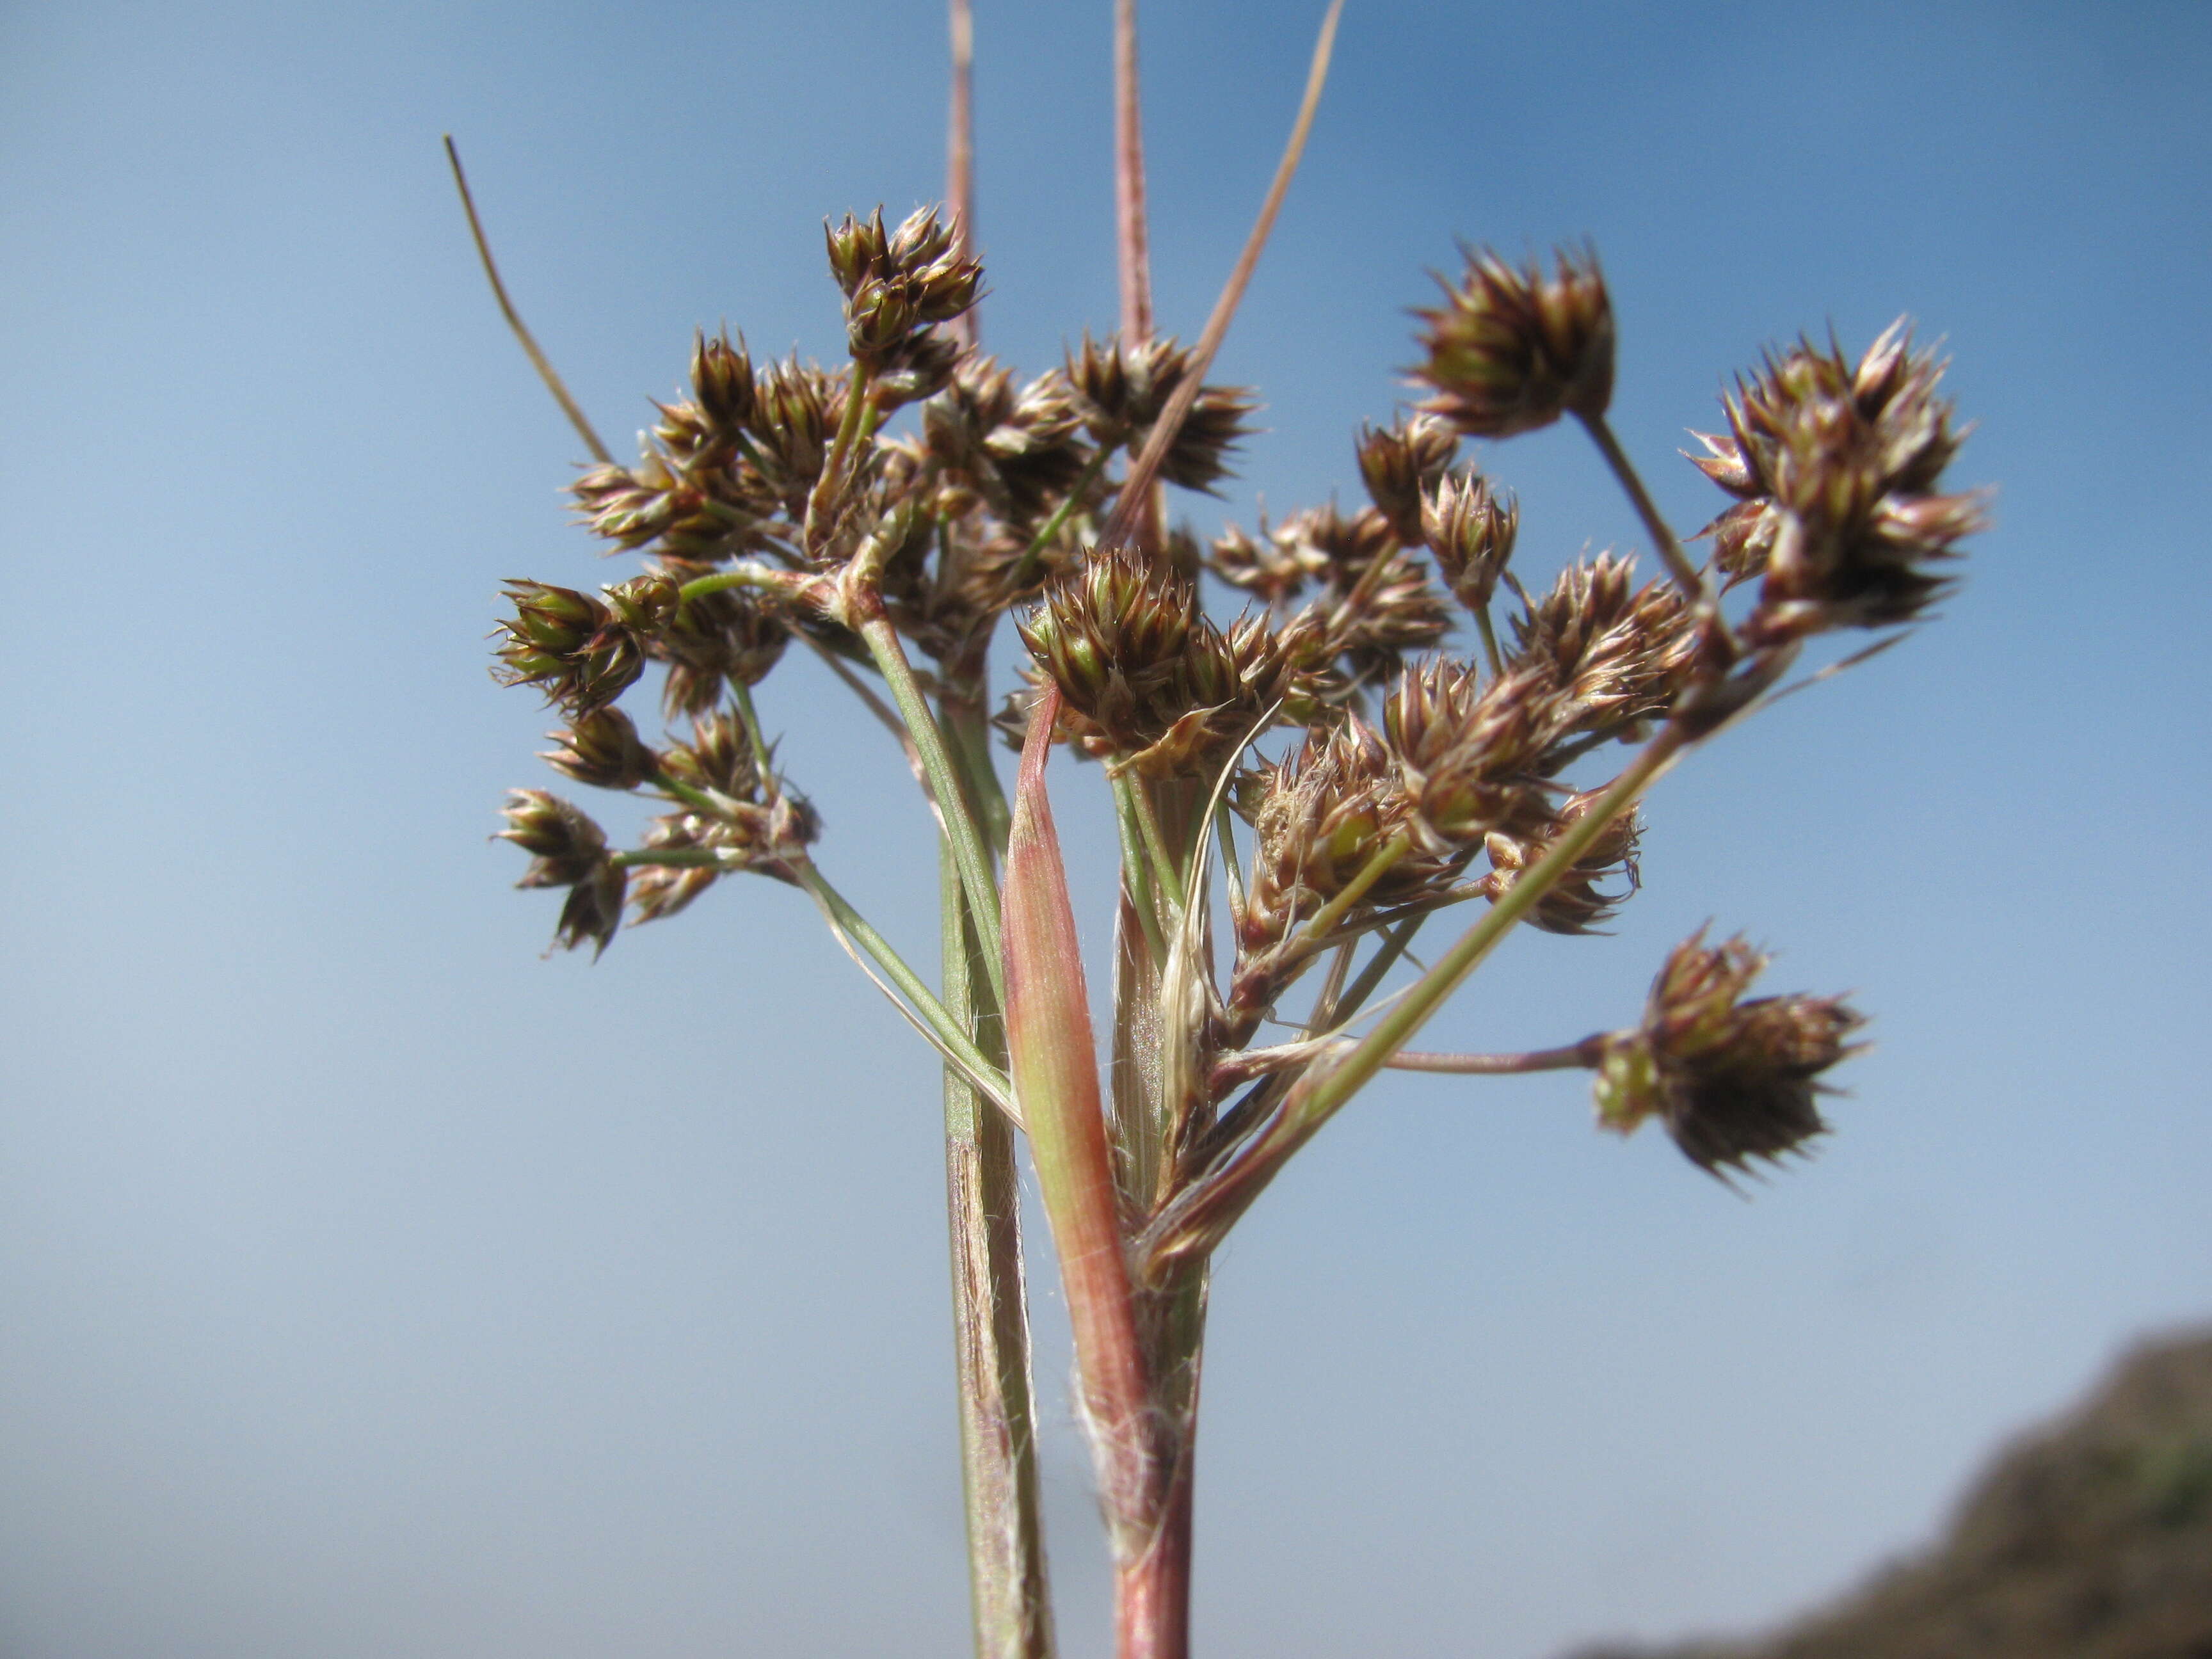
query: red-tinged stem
[
  {"left": 1113, "top": 0, "right": 1154, "bottom": 348},
  {"left": 1102, "top": 0, "right": 1343, "bottom": 551},
  {"left": 1386, "top": 1039, "right": 1601, "bottom": 1075},
  {"left": 1003, "top": 689, "right": 1161, "bottom": 1624}
]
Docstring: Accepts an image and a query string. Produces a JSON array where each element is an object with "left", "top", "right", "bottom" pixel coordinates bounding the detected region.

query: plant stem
[
  {"left": 940, "top": 844, "right": 1055, "bottom": 1659},
  {"left": 1385, "top": 1040, "right": 1600, "bottom": 1074},
  {"left": 1006, "top": 448, "right": 1112, "bottom": 593},
  {"left": 443, "top": 136, "right": 613, "bottom": 466},
  {"left": 1123, "top": 772, "right": 1185, "bottom": 913},
  {"left": 793, "top": 858, "right": 1011, "bottom": 1107},
  {"left": 1575, "top": 410, "right": 1706, "bottom": 602},
  {"left": 806, "top": 363, "right": 876, "bottom": 554},
  {"left": 1473, "top": 605, "right": 1505, "bottom": 678},
  {"left": 1110, "top": 774, "right": 1169, "bottom": 966},
  {"left": 856, "top": 611, "right": 1007, "bottom": 1009}
]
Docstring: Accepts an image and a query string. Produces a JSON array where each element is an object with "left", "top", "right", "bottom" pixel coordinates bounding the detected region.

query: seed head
[
  {"left": 497, "top": 789, "right": 626, "bottom": 958},
  {"left": 1477, "top": 792, "right": 1641, "bottom": 934},
  {"left": 541, "top": 707, "right": 657, "bottom": 792},
  {"left": 646, "top": 560, "right": 790, "bottom": 715},
  {"left": 658, "top": 710, "right": 767, "bottom": 803},
  {"left": 1593, "top": 929, "right": 1864, "bottom": 1178},
  {"left": 1422, "top": 470, "right": 1518, "bottom": 614},
  {"left": 1068, "top": 333, "right": 1255, "bottom": 492},
  {"left": 1507, "top": 554, "right": 1699, "bottom": 744},
  {"left": 493, "top": 579, "right": 647, "bottom": 714},
  {"left": 1356, "top": 414, "right": 1459, "bottom": 542},
  {"left": 1414, "top": 245, "right": 1614, "bottom": 438},
  {"left": 1384, "top": 659, "right": 1561, "bottom": 851},
  {"left": 1689, "top": 323, "right": 1987, "bottom": 641},
  {"left": 690, "top": 328, "right": 757, "bottom": 435},
  {"left": 1018, "top": 544, "right": 1289, "bottom": 777}
]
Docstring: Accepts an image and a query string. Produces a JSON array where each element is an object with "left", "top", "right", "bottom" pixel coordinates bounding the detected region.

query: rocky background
[{"left": 1566, "top": 1328, "right": 2212, "bottom": 1659}]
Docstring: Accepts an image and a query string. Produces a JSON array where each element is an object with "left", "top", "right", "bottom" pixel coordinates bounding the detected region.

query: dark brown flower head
[
  {"left": 1414, "top": 244, "right": 1614, "bottom": 438},
  {"left": 493, "top": 579, "right": 646, "bottom": 714},
  {"left": 1689, "top": 323, "right": 1987, "bottom": 641},
  {"left": 921, "top": 357, "right": 1093, "bottom": 529},
  {"left": 825, "top": 206, "right": 980, "bottom": 319},
  {"left": 1422, "top": 470, "right": 1518, "bottom": 613},
  {"left": 1018, "top": 543, "right": 1288, "bottom": 777},
  {"left": 1067, "top": 332, "right": 1256, "bottom": 492},
  {"left": 1477, "top": 792, "right": 1642, "bottom": 934},
  {"left": 498, "top": 789, "right": 627, "bottom": 958},
  {"left": 1383, "top": 659, "right": 1561, "bottom": 851},
  {"left": 1356, "top": 413, "right": 1459, "bottom": 542},
  {"left": 541, "top": 707, "right": 657, "bottom": 792},
  {"left": 657, "top": 710, "right": 767, "bottom": 803},
  {"left": 1594, "top": 929, "right": 1864, "bottom": 1178},
  {"left": 690, "top": 328, "right": 757, "bottom": 435},
  {"left": 1507, "top": 554, "right": 1699, "bottom": 744}
]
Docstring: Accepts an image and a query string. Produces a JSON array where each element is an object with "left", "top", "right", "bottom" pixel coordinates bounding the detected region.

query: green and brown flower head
[
  {"left": 1414, "top": 244, "right": 1614, "bottom": 438},
  {"left": 1356, "top": 413, "right": 1459, "bottom": 543},
  {"left": 1422, "top": 469, "right": 1518, "bottom": 614},
  {"left": 1019, "top": 543, "right": 1289, "bottom": 777},
  {"left": 496, "top": 789, "right": 627, "bottom": 958},
  {"left": 1068, "top": 332, "right": 1256, "bottom": 492},
  {"left": 493, "top": 579, "right": 648, "bottom": 714},
  {"left": 1593, "top": 929, "right": 1864, "bottom": 1178},
  {"left": 1690, "top": 322, "right": 1988, "bottom": 641}
]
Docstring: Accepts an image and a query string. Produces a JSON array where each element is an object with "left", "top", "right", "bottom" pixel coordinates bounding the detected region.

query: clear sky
[{"left": 2, "top": 3, "right": 2208, "bottom": 1656}]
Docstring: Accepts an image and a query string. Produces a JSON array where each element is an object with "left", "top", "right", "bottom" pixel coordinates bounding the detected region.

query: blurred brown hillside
[{"left": 1566, "top": 1327, "right": 2212, "bottom": 1659}]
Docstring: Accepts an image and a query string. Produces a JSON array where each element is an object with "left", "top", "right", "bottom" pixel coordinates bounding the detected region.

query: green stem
[
  {"left": 727, "top": 679, "right": 780, "bottom": 798},
  {"left": 938, "top": 842, "right": 1056, "bottom": 1659},
  {"left": 1295, "top": 833, "right": 1407, "bottom": 949},
  {"left": 1007, "top": 448, "right": 1112, "bottom": 592},
  {"left": 1473, "top": 606, "right": 1505, "bottom": 678},
  {"left": 794, "top": 858, "right": 1010, "bottom": 1106},
  {"left": 1122, "top": 771, "right": 1185, "bottom": 913},
  {"left": 856, "top": 611, "right": 1007, "bottom": 1009},
  {"left": 1212, "top": 799, "right": 1247, "bottom": 921},
  {"left": 1575, "top": 411, "right": 1708, "bottom": 603},
  {"left": 1110, "top": 774, "right": 1169, "bottom": 966},
  {"left": 646, "top": 769, "right": 728, "bottom": 818},
  {"left": 807, "top": 363, "right": 876, "bottom": 552},
  {"left": 1385, "top": 1039, "right": 1600, "bottom": 1075}
]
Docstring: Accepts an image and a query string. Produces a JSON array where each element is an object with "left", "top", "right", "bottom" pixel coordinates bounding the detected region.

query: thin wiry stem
[
  {"left": 442, "top": 137, "right": 612, "bottom": 465},
  {"left": 1575, "top": 410, "right": 1708, "bottom": 604},
  {"left": 857, "top": 611, "right": 1007, "bottom": 1009},
  {"left": 1112, "top": 0, "right": 1155, "bottom": 348},
  {"left": 947, "top": 0, "right": 981, "bottom": 352},
  {"left": 1101, "top": 0, "right": 1344, "bottom": 548},
  {"left": 1386, "top": 1040, "right": 1601, "bottom": 1075}
]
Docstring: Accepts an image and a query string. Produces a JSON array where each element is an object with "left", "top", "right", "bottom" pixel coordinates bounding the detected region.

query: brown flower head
[
  {"left": 1382, "top": 658, "right": 1562, "bottom": 852},
  {"left": 541, "top": 707, "right": 657, "bottom": 792},
  {"left": 1507, "top": 554, "right": 1699, "bottom": 746},
  {"left": 1476, "top": 792, "right": 1642, "bottom": 934},
  {"left": 1593, "top": 929, "right": 1864, "bottom": 1178},
  {"left": 1414, "top": 244, "right": 1614, "bottom": 438},
  {"left": 1018, "top": 543, "right": 1289, "bottom": 778},
  {"left": 493, "top": 579, "right": 648, "bottom": 714},
  {"left": 1422, "top": 470, "right": 1518, "bottom": 614},
  {"left": 1068, "top": 332, "right": 1256, "bottom": 492},
  {"left": 1689, "top": 322, "right": 1987, "bottom": 641},
  {"left": 1356, "top": 413, "right": 1459, "bottom": 542},
  {"left": 496, "top": 789, "right": 626, "bottom": 958}
]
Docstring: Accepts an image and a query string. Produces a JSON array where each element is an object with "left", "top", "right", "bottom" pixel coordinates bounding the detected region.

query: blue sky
[{"left": 3, "top": 3, "right": 2208, "bottom": 1656}]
